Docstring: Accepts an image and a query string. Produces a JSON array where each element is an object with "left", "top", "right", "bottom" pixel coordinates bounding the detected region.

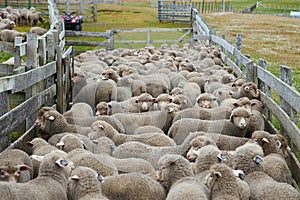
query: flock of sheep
[
  {"left": 0, "top": 41, "right": 300, "bottom": 200},
  {"left": 0, "top": 6, "right": 47, "bottom": 43}
]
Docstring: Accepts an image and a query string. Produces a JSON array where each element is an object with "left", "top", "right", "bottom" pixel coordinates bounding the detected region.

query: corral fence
[
  {"left": 192, "top": 7, "right": 300, "bottom": 185},
  {"left": 0, "top": 0, "right": 300, "bottom": 188},
  {"left": 0, "top": 0, "right": 73, "bottom": 153},
  {"left": 158, "top": 0, "right": 192, "bottom": 23}
]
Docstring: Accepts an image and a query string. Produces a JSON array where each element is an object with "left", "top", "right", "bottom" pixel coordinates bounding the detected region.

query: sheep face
[
  {"left": 241, "top": 82, "right": 260, "bottom": 99},
  {"left": 135, "top": 93, "right": 155, "bottom": 112},
  {"left": 230, "top": 107, "right": 251, "bottom": 129},
  {"left": 96, "top": 102, "right": 108, "bottom": 116},
  {"left": 186, "top": 134, "right": 214, "bottom": 161},
  {"left": 155, "top": 93, "right": 172, "bottom": 110},
  {"left": 0, "top": 164, "right": 31, "bottom": 182},
  {"left": 196, "top": 93, "right": 217, "bottom": 108}
]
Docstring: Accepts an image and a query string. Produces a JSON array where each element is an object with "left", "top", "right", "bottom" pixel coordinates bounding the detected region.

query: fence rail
[{"left": 0, "top": 0, "right": 73, "bottom": 152}]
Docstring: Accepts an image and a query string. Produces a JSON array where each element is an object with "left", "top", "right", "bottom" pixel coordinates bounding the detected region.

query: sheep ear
[
  {"left": 229, "top": 113, "right": 234, "bottom": 122},
  {"left": 27, "top": 141, "right": 33, "bottom": 146},
  {"left": 233, "top": 169, "right": 245, "bottom": 180},
  {"left": 18, "top": 165, "right": 31, "bottom": 171},
  {"left": 232, "top": 102, "right": 239, "bottom": 108},
  {"left": 213, "top": 171, "right": 222, "bottom": 178},
  {"left": 217, "top": 153, "right": 227, "bottom": 161},
  {"left": 70, "top": 175, "right": 80, "bottom": 181},
  {"left": 253, "top": 156, "right": 263, "bottom": 164},
  {"left": 275, "top": 140, "right": 282, "bottom": 148},
  {"left": 56, "top": 141, "right": 64, "bottom": 147},
  {"left": 262, "top": 138, "right": 269, "bottom": 144},
  {"left": 92, "top": 140, "right": 99, "bottom": 144},
  {"left": 110, "top": 143, "right": 117, "bottom": 151},
  {"left": 55, "top": 159, "right": 68, "bottom": 167},
  {"left": 98, "top": 124, "right": 104, "bottom": 129},
  {"left": 48, "top": 115, "right": 55, "bottom": 121},
  {"left": 31, "top": 155, "right": 44, "bottom": 162}
]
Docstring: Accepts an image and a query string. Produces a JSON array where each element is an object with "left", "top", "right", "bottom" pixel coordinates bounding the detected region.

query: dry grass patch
[{"left": 203, "top": 12, "right": 300, "bottom": 92}]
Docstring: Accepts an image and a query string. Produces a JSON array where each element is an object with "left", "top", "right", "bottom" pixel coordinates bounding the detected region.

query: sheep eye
[{"left": 0, "top": 171, "right": 5, "bottom": 177}]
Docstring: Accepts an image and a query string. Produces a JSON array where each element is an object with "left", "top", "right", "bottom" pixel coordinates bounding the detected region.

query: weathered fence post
[
  {"left": 26, "top": 33, "right": 38, "bottom": 71},
  {"left": 14, "top": 37, "right": 23, "bottom": 68},
  {"left": 93, "top": 1, "right": 98, "bottom": 22},
  {"left": 147, "top": 29, "right": 151, "bottom": 47},
  {"left": 235, "top": 33, "right": 242, "bottom": 67},
  {"left": 56, "top": 46, "right": 63, "bottom": 113},
  {"left": 108, "top": 30, "right": 114, "bottom": 50},
  {"left": 0, "top": 92, "right": 10, "bottom": 151},
  {"left": 279, "top": 65, "right": 298, "bottom": 149}
]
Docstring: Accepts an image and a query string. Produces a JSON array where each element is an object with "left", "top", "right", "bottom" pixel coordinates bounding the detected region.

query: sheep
[
  {"left": 139, "top": 74, "right": 170, "bottom": 97},
  {"left": 171, "top": 94, "right": 193, "bottom": 110},
  {"left": 95, "top": 101, "right": 108, "bottom": 116},
  {"left": 111, "top": 156, "right": 155, "bottom": 174},
  {"left": 249, "top": 130, "right": 284, "bottom": 156},
  {"left": 0, "top": 20, "right": 15, "bottom": 30},
  {"left": 88, "top": 120, "right": 176, "bottom": 147},
  {"left": 0, "top": 29, "right": 26, "bottom": 43},
  {"left": 73, "top": 79, "right": 117, "bottom": 110},
  {"left": 172, "top": 106, "right": 232, "bottom": 124},
  {"left": 67, "top": 148, "right": 118, "bottom": 177},
  {"left": 0, "top": 150, "right": 72, "bottom": 200},
  {"left": 192, "top": 145, "right": 234, "bottom": 175},
  {"left": 101, "top": 172, "right": 166, "bottom": 200},
  {"left": 233, "top": 143, "right": 300, "bottom": 199},
  {"left": 204, "top": 163, "right": 250, "bottom": 200},
  {"left": 194, "top": 93, "right": 219, "bottom": 108},
  {"left": 27, "top": 137, "right": 59, "bottom": 178},
  {"left": 91, "top": 137, "right": 116, "bottom": 155},
  {"left": 186, "top": 132, "right": 249, "bottom": 161},
  {"left": 106, "top": 92, "right": 155, "bottom": 114},
  {"left": 63, "top": 102, "right": 94, "bottom": 119},
  {"left": 262, "top": 153, "right": 294, "bottom": 185},
  {"left": 168, "top": 107, "right": 251, "bottom": 144},
  {"left": 212, "top": 87, "right": 233, "bottom": 105},
  {"left": 112, "top": 102, "right": 180, "bottom": 134},
  {"left": 112, "top": 132, "right": 205, "bottom": 170},
  {"left": 56, "top": 133, "right": 87, "bottom": 153},
  {"left": 133, "top": 125, "right": 164, "bottom": 135},
  {"left": 29, "top": 26, "right": 47, "bottom": 36},
  {"left": 38, "top": 109, "right": 92, "bottom": 139},
  {"left": 154, "top": 93, "right": 173, "bottom": 110},
  {"left": 0, "top": 149, "right": 33, "bottom": 183},
  {"left": 67, "top": 166, "right": 109, "bottom": 200},
  {"left": 27, "top": 11, "right": 44, "bottom": 26},
  {"left": 65, "top": 115, "right": 125, "bottom": 133},
  {"left": 156, "top": 154, "right": 210, "bottom": 200},
  {"left": 231, "top": 82, "right": 260, "bottom": 100}
]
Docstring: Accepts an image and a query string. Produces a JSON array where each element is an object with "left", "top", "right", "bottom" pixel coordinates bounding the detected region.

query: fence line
[{"left": 0, "top": 0, "right": 73, "bottom": 152}]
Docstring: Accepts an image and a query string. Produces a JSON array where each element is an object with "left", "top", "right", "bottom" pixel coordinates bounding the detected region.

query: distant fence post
[
  {"left": 235, "top": 33, "right": 242, "bottom": 67},
  {"left": 93, "top": 1, "right": 98, "bottom": 22},
  {"left": 14, "top": 37, "right": 23, "bottom": 68},
  {"left": 0, "top": 92, "right": 10, "bottom": 151}
]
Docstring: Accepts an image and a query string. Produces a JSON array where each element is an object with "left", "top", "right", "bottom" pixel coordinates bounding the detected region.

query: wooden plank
[
  {"left": 257, "top": 66, "right": 300, "bottom": 113},
  {"left": 114, "top": 39, "right": 191, "bottom": 44},
  {"left": 65, "top": 40, "right": 108, "bottom": 47},
  {"left": 0, "top": 61, "right": 56, "bottom": 93},
  {"left": 211, "top": 35, "right": 235, "bottom": 54},
  {"left": 0, "top": 84, "right": 56, "bottom": 142},
  {"left": 260, "top": 92, "right": 300, "bottom": 150},
  {"left": 220, "top": 52, "right": 244, "bottom": 77},
  {"left": 65, "top": 31, "right": 110, "bottom": 37},
  {"left": 113, "top": 28, "right": 191, "bottom": 33}
]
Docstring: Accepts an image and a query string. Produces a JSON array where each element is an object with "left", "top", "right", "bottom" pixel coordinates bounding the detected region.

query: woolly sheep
[
  {"left": 194, "top": 93, "right": 219, "bottom": 108},
  {"left": 56, "top": 133, "right": 87, "bottom": 153},
  {"left": 172, "top": 106, "right": 232, "bottom": 124},
  {"left": 0, "top": 29, "right": 26, "bottom": 43},
  {"left": 91, "top": 137, "right": 116, "bottom": 155},
  {"left": 133, "top": 125, "right": 164, "bottom": 135},
  {"left": 112, "top": 132, "right": 205, "bottom": 170},
  {"left": 0, "top": 150, "right": 72, "bottom": 200},
  {"left": 204, "top": 163, "right": 250, "bottom": 200},
  {"left": 233, "top": 144, "right": 300, "bottom": 199},
  {"left": 168, "top": 107, "right": 251, "bottom": 144},
  {"left": 29, "top": 26, "right": 47, "bottom": 36},
  {"left": 112, "top": 103, "right": 180, "bottom": 134},
  {"left": 231, "top": 82, "right": 260, "bottom": 100},
  {"left": 39, "top": 109, "right": 92, "bottom": 139},
  {"left": 88, "top": 120, "right": 176, "bottom": 147},
  {"left": 0, "top": 149, "right": 33, "bottom": 183},
  {"left": 156, "top": 154, "right": 210, "bottom": 200},
  {"left": 262, "top": 153, "right": 294, "bottom": 185},
  {"left": 192, "top": 145, "right": 233, "bottom": 175},
  {"left": 67, "top": 166, "right": 108, "bottom": 200},
  {"left": 63, "top": 102, "right": 94, "bottom": 119},
  {"left": 154, "top": 93, "right": 173, "bottom": 110},
  {"left": 101, "top": 172, "right": 166, "bottom": 200},
  {"left": 67, "top": 149, "right": 118, "bottom": 177}
]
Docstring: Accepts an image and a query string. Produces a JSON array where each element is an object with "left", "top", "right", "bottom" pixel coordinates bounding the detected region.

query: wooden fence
[
  {"left": 65, "top": 28, "right": 193, "bottom": 54},
  {"left": 158, "top": 0, "right": 192, "bottom": 23},
  {"left": 0, "top": 0, "right": 73, "bottom": 152},
  {"left": 191, "top": 7, "right": 300, "bottom": 185}
]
